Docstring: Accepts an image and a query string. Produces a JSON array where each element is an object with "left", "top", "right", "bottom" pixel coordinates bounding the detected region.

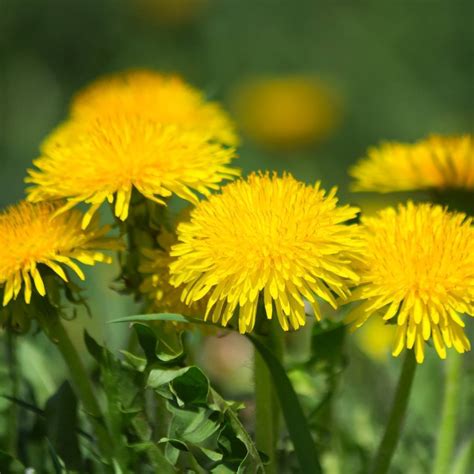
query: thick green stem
[
  {"left": 36, "top": 312, "right": 114, "bottom": 462},
  {"left": 254, "top": 318, "right": 285, "bottom": 474},
  {"left": 371, "top": 350, "right": 417, "bottom": 474},
  {"left": 432, "top": 352, "right": 463, "bottom": 474}
]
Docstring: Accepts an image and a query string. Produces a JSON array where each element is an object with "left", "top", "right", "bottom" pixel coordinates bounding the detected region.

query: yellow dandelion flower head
[
  {"left": 0, "top": 201, "right": 119, "bottom": 307},
  {"left": 26, "top": 115, "right": 239, "bottom": 228},
  {"left": 71, "top": 69, "right": 238, "bottom": 146},
  {"left": 347, "top": 202, "right": 474, "bottom": 363},
  {"left": 169, "top": 172, "right": 361, "bottom": 334},
  {"left": 350, "top": 134, "right": 474, "bottom": 192},
  {"left": 232, "top": 75, "right": 341, "bottom": 149},
  {"left": 139, "top": 226, "right": 208, "bottom": 318}
]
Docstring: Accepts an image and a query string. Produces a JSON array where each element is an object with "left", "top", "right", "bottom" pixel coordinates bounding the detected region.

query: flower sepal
[
  {"left": 0, "top": 294, "right": 32, "bottom": 334},
  {"left": 0, "top": 266, "right": 93, "bottom": 335}
]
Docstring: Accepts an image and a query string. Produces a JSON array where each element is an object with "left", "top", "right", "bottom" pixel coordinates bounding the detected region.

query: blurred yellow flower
[
  {"left": 169, "top": 172, "right": 360, "bottom": 333},
  {"left": 26, "top": 115, "right": 239, "bottom": 228},
  {"left": 350, "top": 134, "right": 474, "bottom": 192},
  {"left": 139, "top": 225, "right": 207, "bottom": 318},
  {"left": 0, "top": 201, "right": 118, "bottom": 306},
  {"left": 354, "top": 317, "right": 395, "bottom": 362},
  {"left": 232, "top": 76, "right": 341, "bottom": 149},
  {"left": 71, "top": 70, "right": 237, "bottom": 146},
  {"left": 347, "top": 202, "right": 474, "bottom": 363}
]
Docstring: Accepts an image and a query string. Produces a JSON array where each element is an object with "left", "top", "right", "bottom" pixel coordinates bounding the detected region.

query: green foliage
[
  {"left": 13, "top": 320, "right": 257, "bottom": 473},
  {"left": 0, "top": 451, "right": 24, "bottom": 473},
  {"left": 2, "top": 268, "right": 473, "bottom": 473},
  {"left": 131, "top": 322, "right": 265, "bottom": 473},
  {"left": 1, "top": 2, "right": 473, "bottom": 470},
  {"left": 44, "top": 382, "right": 83, "bottom": 470},
  {"left": 113, "top": 312, "right": 327, "bottom": 472},
  {"left": 0, "top": 319, "right": 265, "bottom": 472}
]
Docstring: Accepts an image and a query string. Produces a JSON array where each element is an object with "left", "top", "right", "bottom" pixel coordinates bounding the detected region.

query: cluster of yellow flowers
[
  {"left": 1, "top": 69, "right": 473, "bottom": 364},
  {"left": 27, "top": 70, "right": 238, "bottom": 227}
]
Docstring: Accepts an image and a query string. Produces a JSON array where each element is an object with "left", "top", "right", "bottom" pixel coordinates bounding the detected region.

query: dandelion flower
[
  {"left": 0, "top": 201, "right": 119, "bottom": 306},
  {"left": 169, "top": 172, "right": 360, "bottom": 334},
  {"left": 350, "top": 135, "right": 474, "bottom": 192},
  {"left": 232, "top": 76, "right": 341, "bottom": 149},
  {"left": 139, "top": 226, "right": 207, "bottom": 318},
  {"left": 26, "top": 115, "right": 239, "bottom": 228},
  {"left": 71, "top": 70, "right": 237, "bottom": 146},
  {"left": 347, "top": 202, "right": 474, "bottom": 363}
]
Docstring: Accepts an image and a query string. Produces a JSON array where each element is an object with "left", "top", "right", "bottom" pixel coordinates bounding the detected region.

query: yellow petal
[
  {"left": 422, "top": 313, "right": 431, "bottom": 340},
  {"left": 44, "top": 261, "right": 68, "bottom": 282},
  {"left": 414, "top": 334, "right": 425, "bottom": 363},
  {"left": 392, "top": 324, "right": 407, "bottom": 357},
  {"left": 22, "top": 269, "right": 32, "bottom": 304},
  {"left": 54, "top": 256, "right": 85, "bottom": 280},
  {"left": 82, "top": 202, "right": 102, "bottom": 229},
  {"left": 264, "top": 286, "right": 273, "bottom": 320},
  {"left": 432, "top": 325, "right": 446, "bottom": 359},
  {"left": 31, "top": 265, "right": 46, "bottom": 296},
  {"left": 2, "top": 277, "right": 14, "bottom": 306}
]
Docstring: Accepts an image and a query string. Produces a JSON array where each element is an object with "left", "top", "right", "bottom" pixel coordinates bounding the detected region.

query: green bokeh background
[
  {"left": 2, "top": 0, "right": 472, "bottom": 208},
  {"left": 1, "top": 1, "right": 473, "bottom": 472}
]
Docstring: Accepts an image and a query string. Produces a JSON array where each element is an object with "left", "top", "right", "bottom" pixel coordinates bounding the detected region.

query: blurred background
[
  {"left": 2, "top": 0, "right": 472, "bottom": 207},
  {"left": 1, "top": 1, "right": 473, "bottom": 472}
]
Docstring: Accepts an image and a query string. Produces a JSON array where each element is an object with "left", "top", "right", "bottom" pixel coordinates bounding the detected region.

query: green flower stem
[
  {"left": 451, "top": 438, "right": 474, "bottom": 474},
  {"left": 433, "top": 352, "right": 463, "bottom": 474},
  {"left": 254, "top": 318, "right": 285, "bottom": 474},
  {"left": 36, "top": 311, "right": 115, "bottom": 462},
  {"left": 371, "top": 349, "right": 417, "bottom": 474},
  {"left": 6, "top": 331, "right": 19, "bottom": 454}
]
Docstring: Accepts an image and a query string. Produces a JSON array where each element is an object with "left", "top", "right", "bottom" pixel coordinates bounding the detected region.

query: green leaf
[
  {"left": 0, "top": 450, "right": 24, "bottom": 473},
  {"left": 162, "top": 436, "right": 224, "bottom": 469},
  {"left": 162, "top": 404, "right": 223, "bottom": 471},
  {"left": 2, "top": 394, "right": 44, "bottom": 416},
  {"left": 2, "top": 394, "right": 94, "bottom": 445},
  {"left": 83, "top": 330, "right": 104, "bottom": 363},
  {"left": 148, "top": 367, "right": 192, "bottom": 388},
  {"left": 113, "top": 314, "right": 262, "bottom": 472},
  {"left": 148, "top": 366, "right": 209, "bottom": 405},
  {"left": 172, "top": 367, "right": 209, "bottom": 405},
  {"left": 149, "top": 364, "right": 261, "bottom": 472},
  {"left": 44, "top": 382, "right": 83, "bottom": 471},
  {"left": 109, "top": 312, "right": 211, "bottom": 327},
  {"left": 133, "top": 323, "right": 185, "bottom": 364},
  {"left": 153, "top": 324, "right": 186, "bottom": 363},
  {"left": 120, "top": 350, "right": 147, "bottom": 372},
  {"left": 84, "top": 331, "right": 176, "bottom": 474},
  {"left": 47, "top": 439, "right": 68, "bottom": 474},
  {"left": 84, "top": 331, "right": 138, "bottom": 467},
  {"left": 211, "top": 389, "right": 265, "bottom": 474},
  {"left": 248, "top": 334, "right": 323, "bottom": 474},
  {"left": 166, "top": 404, "right": 222, "bottom": 445},
  {"left": 133, "top": 323, "right": 160, "bottom": 364}
]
